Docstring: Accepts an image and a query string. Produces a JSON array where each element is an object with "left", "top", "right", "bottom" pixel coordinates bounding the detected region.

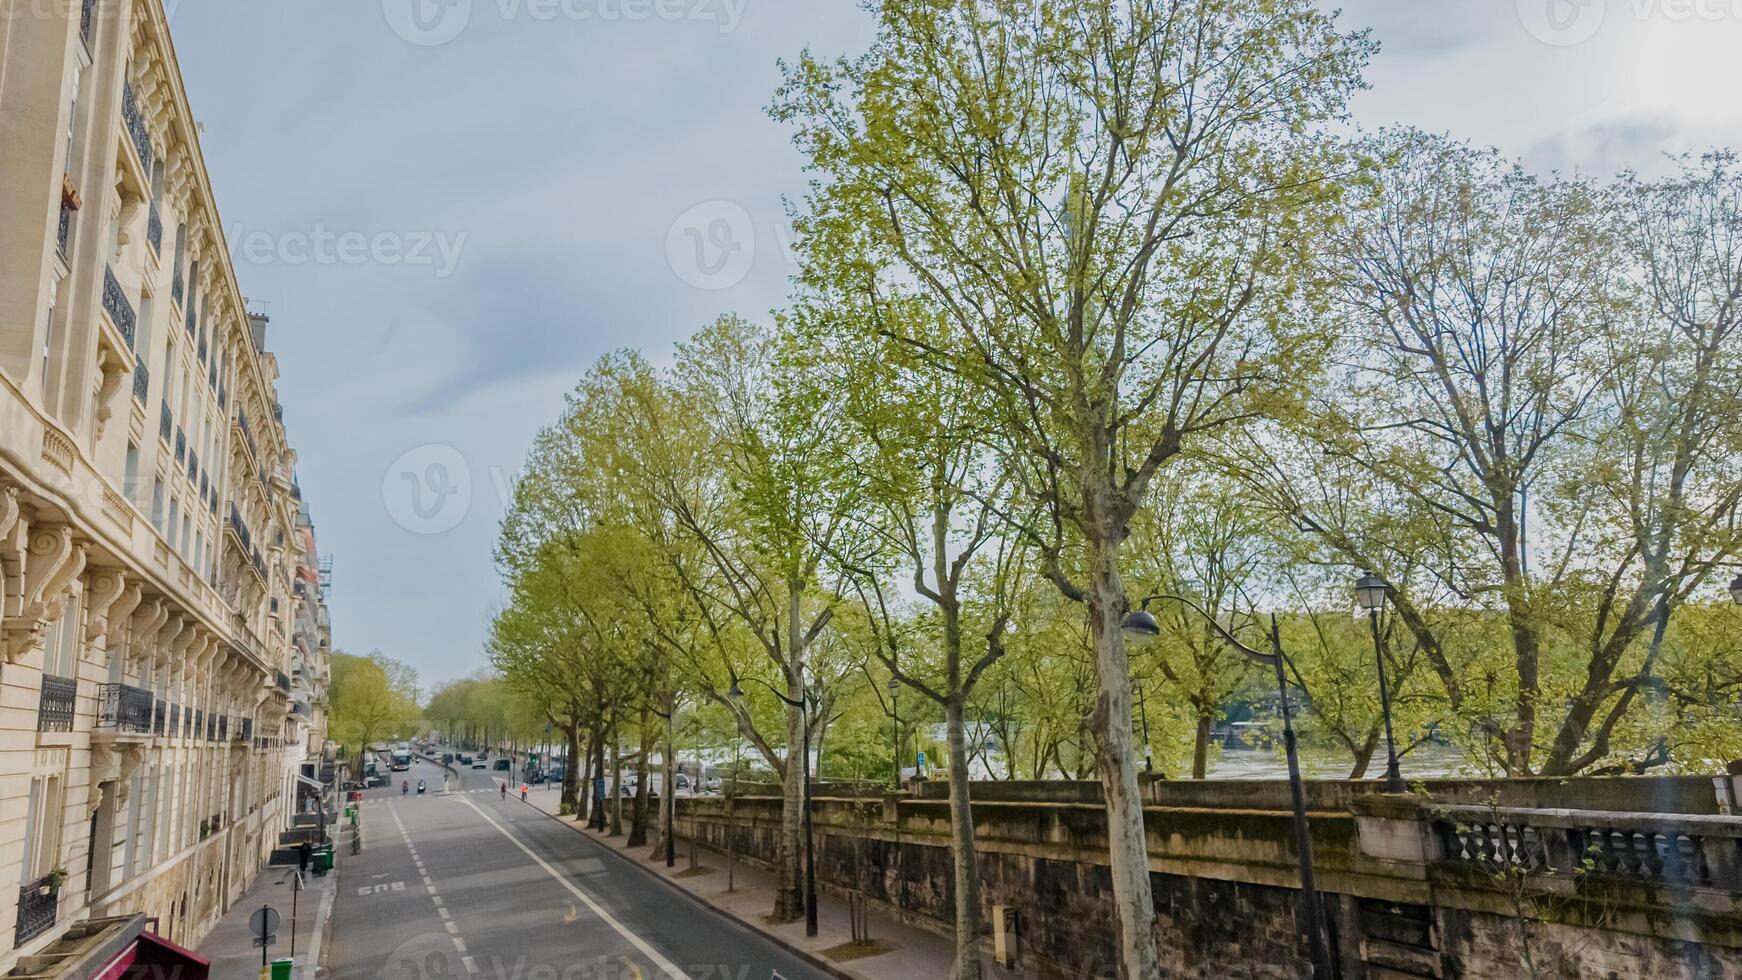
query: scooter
[
  {"left": 416, "top": 780, "right": 426, "bottom": 795},
  {"left": 401, "top": 781, "right": 408, "bottom": 796}
]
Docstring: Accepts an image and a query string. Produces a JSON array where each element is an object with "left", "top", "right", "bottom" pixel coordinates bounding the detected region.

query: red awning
[{"left": 95, "top": 931, "right": 210, "bottom": 980}]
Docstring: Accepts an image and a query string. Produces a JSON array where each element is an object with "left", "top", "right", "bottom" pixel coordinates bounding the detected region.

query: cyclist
[{"left": 500, "top": 781, "right": 507, "bottom": 800}]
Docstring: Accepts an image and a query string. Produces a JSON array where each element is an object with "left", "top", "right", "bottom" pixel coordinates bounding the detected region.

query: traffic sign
[{"left": 249, "top": 905, "right": 281, "bottom": 941}]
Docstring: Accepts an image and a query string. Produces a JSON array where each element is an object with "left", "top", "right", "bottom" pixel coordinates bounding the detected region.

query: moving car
[
  {"left": 471, "top": 757, "right": 488, "bottom": 769},
  {"left": 458, "top": 754, "right": 472, "bottom": 766},
  {"left": 441, "top": 753, "right": 453, "bottom": 765},
  {"left": 493, "top": 758, "right": 511, "bottom": 772}
]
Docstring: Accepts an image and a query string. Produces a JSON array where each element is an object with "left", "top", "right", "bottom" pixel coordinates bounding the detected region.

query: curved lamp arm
[{"left": 1131, "top": 593, "right": 1282, "bottom": 668}]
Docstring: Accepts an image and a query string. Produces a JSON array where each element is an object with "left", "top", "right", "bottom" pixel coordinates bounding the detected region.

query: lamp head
[
  {"left": 1730, "top": 573, "right": 1742, "bottom": 607},
  {"left": 1355, "top": 572, "right": 1389, "bottom": 612},
  {"left": 1121, "top": 608, "right": 1161, "bottom": 645}
]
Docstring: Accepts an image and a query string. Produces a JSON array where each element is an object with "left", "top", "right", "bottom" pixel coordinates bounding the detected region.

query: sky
[{"left": 156, "top": 0, "right": 1742, "bottom": 693}]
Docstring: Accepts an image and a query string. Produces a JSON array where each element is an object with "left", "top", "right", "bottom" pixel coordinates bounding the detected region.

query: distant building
[{"left": 0, "top": 0, "right": 331, "bottom": 966}]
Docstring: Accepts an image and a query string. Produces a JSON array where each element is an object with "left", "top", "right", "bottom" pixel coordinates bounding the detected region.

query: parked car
[
  {"left": 493, "top": 758, "right": 510, "bottom": 772},
  {"left": 458, "top": 755, "right": 473, "bottom": 767},
  {"left": 471, "top": 758, "right": 488, "bottom": 769},
  {"left": 441, "top": 753, "right": 454, "bottom": 765}
]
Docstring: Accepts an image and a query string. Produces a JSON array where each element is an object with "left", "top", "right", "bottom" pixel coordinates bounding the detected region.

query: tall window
[
  {"left": 124, "top": 442, "right": 140, "bottom": 499},
  {"left": 22, "top": 776, "right": 65, "bottom": 883},
  {"left": 43, "top": 595, "right": 80, "bottom": 679},
  {"left": 167, "top": 497, "right": 179, "bottom": 547},
  {"left": 151, "top": 477, "right": 165, "bottom": 530}
]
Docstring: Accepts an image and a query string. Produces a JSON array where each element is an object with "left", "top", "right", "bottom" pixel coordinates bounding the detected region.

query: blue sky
[{"left": 160, "top": 0, "right": 1742, "bottom": 692}]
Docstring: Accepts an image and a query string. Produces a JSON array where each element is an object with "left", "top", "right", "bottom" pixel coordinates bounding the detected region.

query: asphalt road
[{"left": 325, "top": 751, "right": 828, "bottom": 980}]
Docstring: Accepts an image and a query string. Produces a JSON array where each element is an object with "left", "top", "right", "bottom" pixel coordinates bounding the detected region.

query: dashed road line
[
  {"left": 388, "top": 803, "right": 473, "bottom": 975},
  {"left": 453, "top": 794, "right": 686, "bottom": 980}
]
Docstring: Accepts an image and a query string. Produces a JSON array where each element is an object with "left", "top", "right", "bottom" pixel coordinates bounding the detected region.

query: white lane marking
[
  {"left": 462, "top": 956, "right": 478, "bottom": 973},
  {"left": 445, "top": 920, "right": 459, "bottom": 935},
  {"left": 437, "top": 907, "right": 451, "bottom": 920},
  {"left": 454, "top": 795, "right": 686, "bottom": 980},
  {"left": 452, "top": 937, "right": 468, "bottom": 953}
]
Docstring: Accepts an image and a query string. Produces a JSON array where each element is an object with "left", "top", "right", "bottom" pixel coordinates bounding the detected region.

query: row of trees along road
[
  {"left": 491, "top": 2, "right": 1742, "bottom": 977},
  {"left": 328, "top": 652, "right": 420, "bottom": 765}
]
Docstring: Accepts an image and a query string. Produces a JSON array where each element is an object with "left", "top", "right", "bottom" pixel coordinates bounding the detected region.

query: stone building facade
[{"left": 0, "top": 0, "right": 331, "bottom": 967}]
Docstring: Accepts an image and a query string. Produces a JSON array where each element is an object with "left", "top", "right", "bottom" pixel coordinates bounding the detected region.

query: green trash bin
[
  {"left": 270, "top": 958, "right": 294, "bottom": 980},
  {"left": 314, "top": 844, "right": 334, "bottom": 875}
]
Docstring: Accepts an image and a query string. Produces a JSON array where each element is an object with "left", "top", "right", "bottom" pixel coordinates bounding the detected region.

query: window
[
  {"left": 22, "top": 775, "right": 65, "bottom": 882},
  {"left": 136, "top": 292, "right": 153, "bottom": 356},
  {"left": 167, "top": 497, "right": 179, "bottom": 546},
  {"left": 151, "top": 477, "right": 165, "bottom": 530},
  {"left": 124, "top": 443, "right": 140, "bottom": 499},
  {"left": 42, "top": 594, "right": 79, "bottom": 678}
]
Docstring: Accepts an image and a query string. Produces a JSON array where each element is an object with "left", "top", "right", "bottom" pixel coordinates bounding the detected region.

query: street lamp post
[
  {"left": 1124, "top": 596, "right": 1334, "bottom": 979},
  {"left": 1355, "top": 573, "right": 1407, "bottom": 793},
  {"left": 730, "top": 677, "right": 820, "bottom": 937}
]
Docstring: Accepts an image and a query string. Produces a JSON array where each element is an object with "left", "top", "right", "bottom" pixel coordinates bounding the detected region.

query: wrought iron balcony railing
[
  {"left": 169, "top": 702, "right": 181, "bottom": 734},
  {"left": 147, "top": 202, "right": 162, "bottom": 254},
  {"left": 160, "top": 403, "right": 172, "bottom": 443},
  {"left": 121, "top": 82, "right": 153, "bottom": 174},
  {"left": 16, "top": 877, "right": 59, "bottom": 946},
  {"left": 57, "top": 202, "right": 73, "bottom": 258},
  {"left": 132, "top": 362, "right": 150, "bottom": 405},
  {"left": 174, "top": 426, "right": 185, "bottom": 463},
  {"left": 38, "top": 676, "right": 75, "bottom": 732},
  {"left": 79, "top": 0, "right": 95, "bottom": 44},
  {"left": 153, "top": 698, "right": 166, "bottom": 735},
  {"left": 96, "top": 683, "right": 154, "bottom": 734},
  {"left": 103, "top": 266, "right": 136, "bottom": 348},
  {"left": 276, "top": 671, "right": 291, "bottom": 693},
  {"left": 172, "top": 263, "right": 184, "bottom": 307}
]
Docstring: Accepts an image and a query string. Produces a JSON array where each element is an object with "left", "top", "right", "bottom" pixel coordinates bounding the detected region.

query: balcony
[
  {"left": 153, "top": 699, "right": 166, "bottom": 736},
  {"left": 16, "top": 877, "right": 59, "bottom": 946},
  {"left": 132, "top": 362, "right": 150, "bottom": 405},
  {"left": 236, "top": 410, "right": 259, "bottom": 467},
  {"left": 147, "top": 202, "right": 162, "bottom": 255},
  {"left": 57, "top": 202, "right": 73, "bottom": 258},
  {"left": 206, "top": 712, "right": 218, "bottom": 741},
  {"left": 121, "top": 82, "right": 153, "bottom": 174},
  {"left": 169, "top": 702, "right": 181, "bottom": 735},
  {"left": 37, "top": 676, "right": 75, "bottom": 732},
  {"left": 276, "top": 671, "right": 290, "bottom": 693},
  {"left": 95, "top": 683, "right": 154, "bottom": 735},
  {"left": 160, "top": 403, "right": 172, "bottom": 443},
  {"left": 79, "top": 0, "right": 95, "bottom": 44},
  {"left": 102, "top": 266, "right": 136, "bottom": 348}
]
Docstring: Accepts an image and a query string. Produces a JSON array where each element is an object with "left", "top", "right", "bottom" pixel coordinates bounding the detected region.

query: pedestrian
[
  {"left": 297, "top": 841, "right": 312, "bottom": 875},
  {"left": 520, "top": 782, "right": 528, "bottom": 801},
  {"left": 500, "top": 781, "right": 506, "bottom": 800}
]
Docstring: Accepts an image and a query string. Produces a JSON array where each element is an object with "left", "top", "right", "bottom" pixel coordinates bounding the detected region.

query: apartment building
[{"left": 0, "top": 0, "right": 331, "bottom": 967}]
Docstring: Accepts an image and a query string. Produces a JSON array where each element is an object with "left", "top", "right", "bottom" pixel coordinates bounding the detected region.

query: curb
[{"left": 513, "top": 794, "right": 870, "bottom": 980}]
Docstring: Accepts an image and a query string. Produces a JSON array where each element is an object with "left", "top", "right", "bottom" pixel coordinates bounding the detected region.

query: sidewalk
[
  {"left": 197, "top": 853, "right": 338, "bottom": 979},
  {"left": 511, "top": 779, "right": 1035, "bottom": 980}
]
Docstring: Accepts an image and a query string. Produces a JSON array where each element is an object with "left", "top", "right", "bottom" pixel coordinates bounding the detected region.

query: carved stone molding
[
  {"left": 4, "top": 526, "right": 88, "bottom": 662},
  {"left": 105, "top": 581, "right": 145, "bottom": 653},
  {"left": 83, "top": 568, "right": 127, "bottom": 646}
]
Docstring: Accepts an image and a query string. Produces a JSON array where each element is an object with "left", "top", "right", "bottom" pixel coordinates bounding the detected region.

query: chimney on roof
[{"left": 248, "top": 311, "right": 269, "bottom": 351}]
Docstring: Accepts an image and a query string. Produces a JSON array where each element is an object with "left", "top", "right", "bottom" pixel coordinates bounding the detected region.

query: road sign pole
[{"left": 259, "top": 905, "right": 269, "bottom": 970}]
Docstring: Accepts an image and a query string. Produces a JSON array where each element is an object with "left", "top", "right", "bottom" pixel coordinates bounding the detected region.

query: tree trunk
[
  {"left": 1192, "top": 711, "right": 1212, "bottom": 780},
  {"left": 608, "top": 704, "right": 623, "bottom": 836},
  {"left": 944, "top": 697, "right": 985, "bottom": 980},
  {"left": 1085, "top": 531, "right": 1160, "bottom": 980},
  {"left": 561, "top": 717, "right": 580, "bottom": 813},
  {"left": 773, "top": 689, "right": 807, "bottom": 922},
  {"left": 628, "top": 703, "right": 653, "bottom": 847},
  {"left": 591, "top": 723, "right": 608, "bottom": 830},
  {"left": 652, "top": 689, "right": 675, "bottom": 862},
  {"left": 1347, "top": 729, "right": 1379, "bottom": 780}
]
